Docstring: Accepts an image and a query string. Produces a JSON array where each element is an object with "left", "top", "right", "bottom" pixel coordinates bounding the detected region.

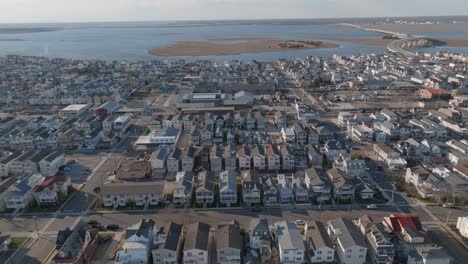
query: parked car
[
  {"left": 442, "top": 203, "right": 455, "bottom": 208},
  {"left": 366, "top": 204, "right": 377, "bottom": 209},
  {"left": 87, "top": 220, "right": 101, "bottom": 228}
]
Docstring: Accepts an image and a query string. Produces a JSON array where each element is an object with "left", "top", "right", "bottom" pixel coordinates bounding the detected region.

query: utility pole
[{"left": 445, "top": 210, "right": 451, "bottom": 225}]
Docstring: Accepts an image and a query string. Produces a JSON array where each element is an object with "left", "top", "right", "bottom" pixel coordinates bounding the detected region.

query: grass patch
[{"left": 0, "top": 237, "right": 28, "bottom": 263}]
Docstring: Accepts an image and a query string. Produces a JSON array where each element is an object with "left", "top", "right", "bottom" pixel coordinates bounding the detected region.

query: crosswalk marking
[
  {"left": 39, "top": 231, "right": 59, "bottom": 236},
  {"left": 421, "top": 221, "right": 440, "bottom": 226}
]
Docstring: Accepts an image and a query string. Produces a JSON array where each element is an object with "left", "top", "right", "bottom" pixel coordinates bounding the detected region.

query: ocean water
[{"left": 0, "top": 19, "right": 467, "bottom": 62}]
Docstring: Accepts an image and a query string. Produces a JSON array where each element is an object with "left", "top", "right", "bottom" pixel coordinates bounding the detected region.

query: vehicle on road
[
  {"left": 93, "top": 186, "right": 101, "bottom": 193},
  {"left": 366, "top": 204, "right": 377, "bottom": 209},
  {"left": 87, "top": 220, "right": 101, "bottom": 228},
  {"left": 442, "top": 203, "right": 455, "bottom": 208}
]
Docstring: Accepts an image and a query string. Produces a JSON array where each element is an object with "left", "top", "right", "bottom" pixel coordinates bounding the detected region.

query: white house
[
  {"left": 274, "top": 221, "right": 305, "bottom": 264},
  {"left": 152, "top": 222, "right": 184, "bottom": 264},
  {"left": 4, "top": 174, "right": 43, "bottom": 211},
  {"left": 100, "top": 182, "right": 165, "bottom": 209},
  {"left": 306, "top": 221, "right": 335, "bottom": 263},
  {"left": 115, "top": 219, "right": 155, "bottom": 264},
  {"left": 173, "top": 172, "right": 194, "bottom": 205},
  {"left": 33, "top": 174, "right": 71, "bottom": 207},
  {"left": 327, "top": 218, "right": 367, "bottom": 264},
  {"left": 219, "top": 170, "right": 237, "bottom": 207},
  {"left": 39, "top": 150, "right": 66, "bottom": 176}
]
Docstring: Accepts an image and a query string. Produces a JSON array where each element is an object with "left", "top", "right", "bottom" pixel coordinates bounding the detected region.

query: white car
[
  {"left": 366, "top": 204, "right": 377, "bottom": 209},
  {"left": 442, "top": 203, "right": 454, "bottom": 208}
]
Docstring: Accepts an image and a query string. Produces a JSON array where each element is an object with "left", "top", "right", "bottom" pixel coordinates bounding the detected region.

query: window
[
  {"left": 347, "top": 249, "right": 352, "bottom": 253},
  {"left": 359, "top": 254, "right": 364, "bottom": 258},
  {"left": 360, "top": 248, "right": 365, "bottom": 252},
  {"left": 346, "top": 255, "right": 351, "bottom": 259}
]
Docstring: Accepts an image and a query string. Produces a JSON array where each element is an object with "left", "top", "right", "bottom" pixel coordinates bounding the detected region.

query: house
[
  {"left": 183, "top": 222, "right": 211, "bottom": 264},
  {"left": 327, "top": 169, "right": 355, "bottom": 203},
  {"left": 306, "top": 145, "right": 322, "bottom": 168},
  {"left": 100, "top": 181, "right": 165, "bottom": 209},
  {"left": 249, "top": 218, "right": 271, "bottom": 256},
  {"left": 219, "top": 170, "right": 237, "bottom": 207},
  {"left": 152, "top": 222, "right": 184, "bottom": 264},
  {"left": 293, "top": 123, "right": 308, "bottom": 145},
  {"left": 0, "top": 178, "right": 16, "bottom": 212},
  {"left": 420, "top": 88, "right": 451, "bottom": 100},
  {"left": 251, "top": 145, "right": 266, "bottom": 171},
  {"left": 305, "top": 221, "right": 335, "bottom": 263},
  {"left": 237, "top": 145, "right": 251, "bottom": 170},
  {"left": 59, "top": 104, "right": 88, "bottom": 118},
  {"left": 195, "top": 171, "right": 215, "bottom": 208},
  {"left": 33, "top": 174, "right": 71, "bottom": 207},
  {"left": 305, "top": 168, "right": 331, "bottom": 203},
  {"left": 280, "top": 145, "right": 295, "bottom": 171},
  {"left": 407, "top": 245, "right": 452, "bottom": 264},
  {"left": 281, "top": 127, "right": 296, "bottom": 144},
  {"left": 344, "top": 159, "right": 366, "bottom": 178},
  {"left": 324, "top": 141, "right": 347, "bottom": 161},
  {"left": 4, "top": 174, "right": 43, "bottom": 211},
  {"left": 406, "top": 166, "right": 441, "bottom": 199},
  {"left": 274, "top": 221, "right": 305, "bottom": 264},
  {"left": 0, "top": 151, "right": 22, "bottom": 177},
  {"left": 262, "top": 176, "right": 278, "bottom": 206},
  {"left": 265, "top": 144, "right": 281, "bottom": 171},
  {"left": 95, "top": 101, "right": 121, "bottom": 116},
  {"left": 216, "top": 223, "right": 242, "bottom": 264},
  {"left": 181, "top": 146, "right": 196, "bottom": 172},
  {"left": 292, "top": 175, "right": 309, "bottom": 203},
  {"left": 277, "top": 174, "right": 294, "bottom": 204},
  {"left": 39, "top": 150, "right": 66, "bottom": 176},
  {"left": 223, "top": 144, "right": 237, "bottom": 171},
  {"left": 53, "top": 223, "right": 98, "bottom": 264},
  {"left": 242, "top": 177, "right": 261, "bottom": 207},
  {"left": 173, "top": 172, "right": 194, "bottom": 205},
  {"left": 151, "top": 147, "right": 169, "bottom": 178},
  {"left": 115, "top": 219, "right": 155, "bottom": 264},
  {"left": 327, "top": 218, "right": 367, "bottom": 264},
  {"left": 210, "top": 145, "right": 223, "bottom": 172},
  {"left": 456, "top": 216, "right": 468, "bottom": 239},
  {"left": 167, "top": 147, "right": 182, "bottom": 173},
  {"left": 373, "top": 144, "right": 407, "bottom": 169},
  {"left": 355, "top": 215, "right": 395, "bottom": 264}
]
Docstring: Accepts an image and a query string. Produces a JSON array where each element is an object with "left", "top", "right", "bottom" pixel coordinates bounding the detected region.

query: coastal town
[{"left": 0, "top": 48, "right": 468, "bottom": 264}]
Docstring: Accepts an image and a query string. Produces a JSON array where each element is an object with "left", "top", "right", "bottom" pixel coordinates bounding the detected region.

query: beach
[{"left": 149, "top": 37, "right": 338, "bottom": 56}]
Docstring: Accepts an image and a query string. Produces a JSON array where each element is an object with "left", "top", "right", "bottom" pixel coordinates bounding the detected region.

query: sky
[{"left": 0, "top": 0, "right": 467, "bottom": 23}]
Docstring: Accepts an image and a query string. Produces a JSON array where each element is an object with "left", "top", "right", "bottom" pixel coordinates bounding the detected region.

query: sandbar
[{"left": 149, "top": 38, "right": 338, "bottom": 56}]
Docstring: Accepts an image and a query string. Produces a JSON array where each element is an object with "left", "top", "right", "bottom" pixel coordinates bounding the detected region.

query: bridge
[{"left": 339, "top": 23, "right": 434, "bottom": 58}]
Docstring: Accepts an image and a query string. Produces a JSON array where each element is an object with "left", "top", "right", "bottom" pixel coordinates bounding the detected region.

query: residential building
[
  {"left": 327, "top": 169, "right": 355, "bottom": 203},
  {"left": 173, "top": 172, "right": 194, "bottom": 205},
  {"left": 292, "top": 175, "right": 309, "bottom": 203},
  {"left": 195, "top": 171, "right": 215, "bottom": 208},
  {"left": 280, "top": 145, "right": 295, "bottom": 171},
  {"left": 274, "top": 221, "right": 305, "bottom": 264},
  {"left": 277, "top": 174, "right": 294, "bottom": 204},
  {"left": 242, "top": 178, "right": 261, "bottom": 206},
  {"left": 237, "top": 145, "right": 251, "bottom": 170},
  {"left": 181, "top": 146, "right": 196, "bottom": 172},
  {"left": 33, "top": 174, "right": 71, "bottom": 207},
  {"left": 39, "top": 150, "right": 66, "bottom": 176},
  {"left": 100, "top": 182, "right": 165, "bottom": 209},
  {"left": 53, "top": 223, "right": 98, "bottom": 264},
  {"left": 265, "top": 144, "right": 281, "bottom": 171},
  {"left": 251, "top": 145, "right": 266, "bottom": 171},
  {"left": 152, "top": 223, "right": 184, "bottom": 264},
  {"left": 249, "top": 218, "right": 271, "bottom": 256},
  {"left": 167, "top": 147, "right": 182, "bottom": 173},
  {"left": 210, "top": 145, "right": 223, "bottom": 172},
  {"left": 305, "top": 221, "right": 335, "bottom": 263},
  {"left": 456, "top": 216, "right": 468, "bottom": 239},
  {"left": 219, "top": 170, "right": 237, "bottom": 207},
  {"left": 216, "top": 223, "right": 242, "bottom": 264},
  {"left": 305, "top": 168, "right": 331, "bottom": 203},
  {"left": 115, "top": 219, "right": 155, "bottom": 264},
  {"left": 223, "top": 144, "right": 237, "bottom": 171},
  {"left": 4, "top": 174, "right": 43, "bottom": 211},
  {"left": 183, "top": 222, "right": 210, "bottom": 264},
  {"left": 327, "top": 218, "right": 367, "bottom": 264},
  {"left": 355, "top": 215, "right": 395, "bottom": 264}
]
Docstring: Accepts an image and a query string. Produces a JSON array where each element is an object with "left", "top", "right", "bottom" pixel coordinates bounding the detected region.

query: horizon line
[{"left": 0, "top": 14, "right": 467, "bottom": 25}]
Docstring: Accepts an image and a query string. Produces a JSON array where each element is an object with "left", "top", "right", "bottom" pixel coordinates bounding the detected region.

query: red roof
[
  {"left": 383, "top": 214, "right": 423, "bottom": 233},
  {"left": 423, "top": 88, "right": 450, "bottom": 95},
  {"left": 34, "top": 174, "right": 69, "bottom": 192}
]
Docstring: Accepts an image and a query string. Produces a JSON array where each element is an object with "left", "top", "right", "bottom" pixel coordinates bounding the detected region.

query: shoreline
[
  {"left": 149, "top": 38, "right": 338, "bottom": 57},
  {"left": 321, "top": 36, "right": 468, "bottom": 47}
]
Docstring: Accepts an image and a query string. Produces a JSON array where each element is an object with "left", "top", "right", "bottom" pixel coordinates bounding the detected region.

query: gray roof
[
  {"left": 328, "top": 218, "right": 366, "bottom": 248},
  {"left": 44, "top": 150, "right": 64, "bottom": 162},
  {"left": 184, "top": 222, "right": 210, "bottom": 251},
  {"left": 249, "top": 218, "right": 270, "bottom": 234},
  {"left": 307, "top": 221, "right": 333, "bottom": 249},
  {"left": 155, "top": 222, "right": 183, "bottom": 252},
  {"left": 275, "top": 221, "right": 305, "bottom": 251},
  {"left": 217, "top": 223, "right": 241, "bottom": 250},
  {"left": 101, "top": 181, "right": 165, "bottom": 196}
]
